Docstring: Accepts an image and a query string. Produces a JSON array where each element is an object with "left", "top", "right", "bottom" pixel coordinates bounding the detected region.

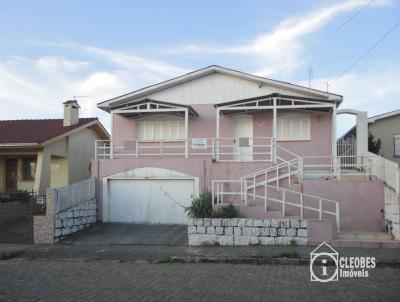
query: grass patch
[
  {"left": 272, "top": 251, "right": 300, "bottom": 259},
  {"left": 152, "top": 256, "right": 172, "bottom": 264}
]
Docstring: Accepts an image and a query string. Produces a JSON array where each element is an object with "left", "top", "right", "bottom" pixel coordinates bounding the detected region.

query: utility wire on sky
[
  {"left": 329, "top": 19, "right": 400, "bottom": 88},
  {"left": 276, "top": 0, "right": 376, "bottom": 76}
]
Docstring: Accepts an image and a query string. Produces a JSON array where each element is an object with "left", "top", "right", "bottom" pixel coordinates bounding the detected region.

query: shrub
[
  {"left": 185, "top": 192, "right": 212, "bottom": 218},
  {"left": 212, "top": 204, "right": 238, "bottom": 218}
]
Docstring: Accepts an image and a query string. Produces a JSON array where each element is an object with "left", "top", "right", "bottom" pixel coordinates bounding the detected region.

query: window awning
[
  {"left": 110, "top": 98, "right": 199, "bottom": 118},
  {"left": 214, "top": 93, "right": 340, "bottom": 115}
]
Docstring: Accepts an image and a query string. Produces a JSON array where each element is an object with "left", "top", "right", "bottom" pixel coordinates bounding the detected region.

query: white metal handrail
[
  {"left": 211, "top": 179, "right": 340, "bottom": 233},
  {"left": 301, "top": 155, "right": 375, "bottom": 179},
  {"left": 95, "top": 137, "right": 274, "bottom": 162}
]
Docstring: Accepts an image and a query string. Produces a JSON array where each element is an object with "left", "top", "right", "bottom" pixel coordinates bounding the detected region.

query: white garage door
[{"left": 107, "top": 179, "right": 194, "bottom": 224}]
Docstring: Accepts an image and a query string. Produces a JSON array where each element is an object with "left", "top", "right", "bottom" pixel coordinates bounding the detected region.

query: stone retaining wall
[
  {"left": 384, "top": 186, "right": 400, "bottom": 240},
  {"left": 54, "top": 199, "right": 96, "bottom": 240},
  {"left": 188, "top": 218, "right": 308, "bottom": 246}
]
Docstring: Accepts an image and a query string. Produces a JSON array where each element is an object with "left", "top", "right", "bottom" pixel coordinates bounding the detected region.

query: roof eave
[{"left": 97, "top": 65, "right": 343, "bottom": 111}]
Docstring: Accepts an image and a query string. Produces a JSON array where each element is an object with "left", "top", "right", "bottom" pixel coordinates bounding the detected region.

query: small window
[
  {"left": 277, "top": 114, "right": 310, "bottom": 141},
  {"left": 22, "top": 158, "right": 36, "bottom": 180},
  {"left": 394, "top": 135, "right": 400, "bottom": 157}
]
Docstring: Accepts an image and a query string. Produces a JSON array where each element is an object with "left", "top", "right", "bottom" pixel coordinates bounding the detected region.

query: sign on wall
[{"left": 191, "top": 138, "right": 208, "bottom": 149}]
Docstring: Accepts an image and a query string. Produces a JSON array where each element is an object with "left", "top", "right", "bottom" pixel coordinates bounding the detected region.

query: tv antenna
[{"left": 73, "top": 95, "right": 90, "bottom": 100}]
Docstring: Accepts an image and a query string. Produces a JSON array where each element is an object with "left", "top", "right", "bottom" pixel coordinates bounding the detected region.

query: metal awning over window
[
  {"left": 110, "top": 98, "right": 198, "bottom": 118},
  {"left": 214, "top": 93, "right": 340, "bottom": 115}
]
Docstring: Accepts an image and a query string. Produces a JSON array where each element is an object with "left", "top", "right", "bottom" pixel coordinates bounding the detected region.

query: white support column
[
  {"left": 184, "top": 108, "right": 189, "bottom": 159},
  {"left": 110, "top": 112, "right": 114, "bottom": 159},
  {"left": 215, "top": 108, "right": 220, "bottom": 161},
  {"left": 332, "top": 105, "right": 337, "bottom": 157},
  {"left": 272, "top": 98, "right": 277, "bottom": 164},
  {"left": 331, "top": 105, "right": 338, "bottom": 177}
]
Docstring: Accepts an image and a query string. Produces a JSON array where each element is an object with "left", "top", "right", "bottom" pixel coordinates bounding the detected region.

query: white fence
[
  {"left": 54, "top": 177, "right": 96, "bottom": 214},
  {"left": 364, "top": 151, "right": 400, "bottom": 194}
]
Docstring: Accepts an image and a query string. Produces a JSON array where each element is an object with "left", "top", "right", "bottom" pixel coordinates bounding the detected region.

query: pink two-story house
[{"left": 92, "top": 65, "right": 396, "bottom": 243}]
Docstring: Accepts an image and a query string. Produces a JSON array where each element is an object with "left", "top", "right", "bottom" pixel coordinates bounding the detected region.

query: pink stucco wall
[
  {"left": 292, "top": 180, "right": 385, "bottom": 232},
  {"left": 111, "top": 105, "right": 333, "bottom": 158},
  {"left": 92, "top": 156, "right": 384, "bottom": 234},
  {"left": 93, "top": 106, "right": 382, "bottom": 234}
]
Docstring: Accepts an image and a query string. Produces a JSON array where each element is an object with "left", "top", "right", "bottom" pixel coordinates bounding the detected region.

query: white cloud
[
  {"left": 35, "top": 56, "right": 90, "bottom": 72},
  {"left": 168, "top": 0, "right": 392, "bottom": 76},
  {"left": 68, "top": 43, "right": 190, "bottom": 79},
  {"left": 299, "top": 61, "right": 400, "bottom": 136},
  {"left": 0, "top": 49, "right": 188, "bottom": 130}
]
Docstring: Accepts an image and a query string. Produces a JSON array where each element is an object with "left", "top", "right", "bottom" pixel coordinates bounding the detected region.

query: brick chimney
[{"left": 63, "top": 100, "right": 80, "bottom": 127}]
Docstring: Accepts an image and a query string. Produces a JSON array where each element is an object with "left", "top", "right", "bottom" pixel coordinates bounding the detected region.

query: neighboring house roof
[
  {"left": 340, "top": 109, "right": 400, "bottom": 139},
  {"left": 98, "top": 65, "right": 343, "bottom": 111},
  {"left": 0, "top": 118, "right": 109, "bottom": 146},
  {"left": 367, "top": 109, "right": 400, "bottom": 123}
]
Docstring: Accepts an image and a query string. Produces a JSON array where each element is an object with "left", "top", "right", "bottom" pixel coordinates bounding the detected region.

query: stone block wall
[
  {"left": 188, "top": 218, "right": 308, "bottom": 246},
  {"left": 384, "top": 186, "right": 400, "bottom": 240},
  {"left": 54, "top": 199, "right": 96, "bottom": 240}
]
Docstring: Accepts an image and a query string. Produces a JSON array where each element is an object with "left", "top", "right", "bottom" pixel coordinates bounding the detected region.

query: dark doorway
[{"left": 5, "top": 159, "right": 18, "bottom": 192}]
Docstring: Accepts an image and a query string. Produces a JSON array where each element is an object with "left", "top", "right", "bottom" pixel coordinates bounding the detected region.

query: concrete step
[
  {"left": 239, "top": 205, "right": 301, "bottom": 219},
  {"left": 331, "top": 239, "right": 400, "bottom": 249},
  {"left": 240, "top": 206, "right": 283, "bottom": 218},
  {"left": 337, "top": 232, "right": 394, "bottom": 241}
]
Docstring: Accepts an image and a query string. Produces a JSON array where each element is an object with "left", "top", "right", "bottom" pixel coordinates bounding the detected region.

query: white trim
[
  {"left": 41, "top": 120, "right": 108, "bottom": 146},
  {"left": 0, "top": 143, "right": 39, "bottom": 147}
]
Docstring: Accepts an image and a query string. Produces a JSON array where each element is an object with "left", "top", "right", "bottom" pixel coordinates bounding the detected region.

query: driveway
[{"left": 60, "top": 223, "right": 188, "bottom": 245}]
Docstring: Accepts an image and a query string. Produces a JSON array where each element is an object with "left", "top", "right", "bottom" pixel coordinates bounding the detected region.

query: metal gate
[
  {"left": 337, "top": 135, "right": 357, "bottom": 170},
  {"left": 0, "top": 193, "right": 46, "bottom": 243}
]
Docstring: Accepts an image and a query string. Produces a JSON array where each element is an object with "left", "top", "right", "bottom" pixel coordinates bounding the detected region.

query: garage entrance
[{"left": 102, "top": 167, "right": 199, "bottom": 225}]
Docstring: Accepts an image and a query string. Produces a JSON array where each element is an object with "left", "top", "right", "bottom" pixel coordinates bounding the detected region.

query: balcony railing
[{"left": 95, "top": 137, "right": 275, "bottom": 162}]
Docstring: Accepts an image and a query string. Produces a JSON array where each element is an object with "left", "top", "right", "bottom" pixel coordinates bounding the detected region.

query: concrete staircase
[{"left": 332, "top": 231, "right": 400, "bottom": 248}]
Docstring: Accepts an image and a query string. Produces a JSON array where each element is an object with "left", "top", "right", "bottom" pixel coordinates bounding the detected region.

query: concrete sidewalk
[{"left": 1, "top": 243, "right": 400, "bottom": 264}]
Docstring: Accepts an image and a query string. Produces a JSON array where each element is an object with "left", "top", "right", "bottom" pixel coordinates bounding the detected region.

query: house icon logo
[{"left": 310, "top": 242, "right": 339, "bottom": 282}]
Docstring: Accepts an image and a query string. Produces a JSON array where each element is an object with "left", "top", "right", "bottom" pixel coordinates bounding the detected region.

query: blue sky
[{"left": 0, "top": 0, "right": 399, "bottom": 135}]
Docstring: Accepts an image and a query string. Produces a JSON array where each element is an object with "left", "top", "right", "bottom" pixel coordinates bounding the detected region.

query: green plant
[
  {"left": 0, "top": 190, "right": 31, "bottom": 203},
  {"left": 212, "top": 204, "right": 238, "bottom": 218},
  {"left": 368, "top": 133, "right": 381, "bottom": 155},
  {"left": 289, "top": 239, "right": 298, "bottom": 247},
  {"left": 185, "top": 192, "right": 212, "bottom": 218}
]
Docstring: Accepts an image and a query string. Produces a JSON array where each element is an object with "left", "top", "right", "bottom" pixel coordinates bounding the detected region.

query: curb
[{"left": 161, "top": 256, "right": 400, "bottom": 267}]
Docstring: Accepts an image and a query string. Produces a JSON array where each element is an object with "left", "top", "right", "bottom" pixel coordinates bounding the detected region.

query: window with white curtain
[
  {"left": 394, "top": 135, "right": 400, "bottom": 157},
  {"left": 277, "top": 114, "right": 311, "bottom": 141},
  {"left": 137, "top": 117, "right": 185, "bottom": 140}
]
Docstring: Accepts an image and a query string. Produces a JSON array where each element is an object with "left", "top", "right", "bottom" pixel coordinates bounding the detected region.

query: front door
[
  {"left": 5, "top": 159, "right": 18, "bottom": 192},
  {"left": 233, "top": 115, "right": 253, "bottom": 161}
]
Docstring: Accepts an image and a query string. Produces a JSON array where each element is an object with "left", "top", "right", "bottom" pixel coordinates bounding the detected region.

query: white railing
[
  {"left": 240, "top": 157, "right": 303, "bottom": 198},
  {"left": 301, "top": 155, "right": 374, "bottom": 179},
  {"left": 95, "top": 137, "right": 274, "bottom": 162},
  {"left": 54, "top": 177, "right": 96, "bottom": 214},
  {"left": 363, "top": 151, "right": 400, "bottom": 194},
  {"left": 212, "top": 180, "right": 340, "bottom": 233}
]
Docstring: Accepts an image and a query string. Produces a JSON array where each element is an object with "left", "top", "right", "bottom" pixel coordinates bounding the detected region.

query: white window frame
[
  {"left": 394, "top": 135, "right": 400, "bottom": 157},
  {"left": 137, "top": 115, "right": 185, "bottom": 141},
  {"left": 277, "top": 113, "right": 311, "bottom": 141}
]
